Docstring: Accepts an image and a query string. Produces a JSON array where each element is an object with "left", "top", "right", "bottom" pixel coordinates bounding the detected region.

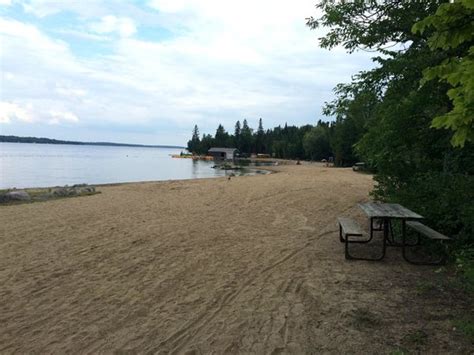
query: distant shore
[{"left": 0, "top": 135, "right": 185, "bottom": 149}]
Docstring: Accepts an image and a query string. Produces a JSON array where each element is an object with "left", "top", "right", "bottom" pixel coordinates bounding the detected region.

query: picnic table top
[{"left": 358, "top": 202, "right": 423, "bottom": 220}]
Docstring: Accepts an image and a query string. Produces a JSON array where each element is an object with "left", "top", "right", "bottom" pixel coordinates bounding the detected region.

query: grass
[
  {"left": 415, "top": 281, "right": 435, "bottom": 296},
  {"left": 390, "top": 348, "right": 407, "bottom": 355},
  {"left": 453, "top": 317, "right": 474, "bottom": 342},
  {"left": 403, "top": 329, "right": 428, "bottom": 346},
  {"left": 455, "top": 248, "right": 474, "bottom": 293},
  {"left": 351, "top": 308, "right": 380, "bottom": 329}
]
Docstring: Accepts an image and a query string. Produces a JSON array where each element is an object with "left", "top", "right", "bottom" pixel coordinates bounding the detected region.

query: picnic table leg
[
  {"left": 386, "top": 220, "right": 420, "bottom": 247},
  {"left": 371, "top": 218, "right": 383, "bottom": 232},
  {"left": 345, "top": 218, "right": 385, "bottom": 261}
]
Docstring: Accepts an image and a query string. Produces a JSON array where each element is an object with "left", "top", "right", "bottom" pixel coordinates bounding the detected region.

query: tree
[
  {"left": 240, "top": 119, "right": 253, "bottom": 154},
  {"left": 308, "top": 0, "right": 474, "bottom": 257},
  {"left": 187, "top": 125, "right": 201, "bottom": 153},
  {"left": 255, "top": 118, "right": 265, "bottom": 153},
  {"left": 323, "top": 84, "right": 378, "bottom": 166},
  {"left": 200, "top": 134, "right": 214, "bottom": 154},
  {"left": 413, "top": 0, "right": 474, "bottom": 147},
  {"left": 214, "top": 124, "right": 229, "bottom": 147},
  {"left": 303, "top": 122, "right": 331, "bottom": 161},
  {"left": 234, "top": 120, "right": 241, "bottom": 150}
]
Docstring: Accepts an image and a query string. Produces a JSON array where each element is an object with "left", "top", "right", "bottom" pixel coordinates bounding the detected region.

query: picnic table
[
  {"left": 355, "top": 202, "right": 423, "bottom": 261},
  {"left": 359, "top": 202, "right": 423, "bottom": 241},
  {"left": 338, "top": 202, "right": 451, "bottom": 263}
]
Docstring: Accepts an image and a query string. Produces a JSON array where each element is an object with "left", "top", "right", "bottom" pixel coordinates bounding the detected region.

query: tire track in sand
[{"left": 159, "top": 226, "right": 338, "bottom": 354}]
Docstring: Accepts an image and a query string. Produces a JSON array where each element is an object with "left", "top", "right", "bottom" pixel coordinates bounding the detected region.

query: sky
[{"left": 0, "top": 0, "right": 375, "bottom": 146}]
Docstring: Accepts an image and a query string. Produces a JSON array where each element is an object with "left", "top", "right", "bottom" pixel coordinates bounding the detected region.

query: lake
[{"left": 0, "top": 143, "right": 267, "bottom": 189}]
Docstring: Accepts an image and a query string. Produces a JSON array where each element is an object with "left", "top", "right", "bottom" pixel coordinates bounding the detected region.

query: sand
[{"left": 0, "top": 164, "right": 471, "bottom": 353}]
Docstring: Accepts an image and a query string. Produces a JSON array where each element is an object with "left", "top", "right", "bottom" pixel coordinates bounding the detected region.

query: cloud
[
  {"left": 89, "top": 15, "right": 137, "bottom": 38},
  {"left": 0, "top": 0, "right": 12, "bottom": 6},
  {"left": 0, "top": 101, "right": 79, "bottom": 125},
  {"left": 55, "top": 29, "right": 110, "bottom": 42},
  {"left": 148, "top": 0, "right": 190, "bottom": 13},
  {"left": 48, "top": 110, "right": 79, "bottom": 125},
  {"left": 55, "top": 85, "right": 87, "bottom": 98},
  {"left": 0, "top": 1, "right": 375, "bottom": 145},
  {"left": 0, "top": 18, "right": 80, "bottom": 71},
  {"left": 0, "top": 102, "right": 34, "bottom": 123},
  {"left": 19, "top": 0, "right": 109, "bottom": 18}
]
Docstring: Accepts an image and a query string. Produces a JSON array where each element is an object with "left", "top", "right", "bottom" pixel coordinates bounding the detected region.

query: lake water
[{"left": 0, "top": 143, "right": 267, "bottom": 189}]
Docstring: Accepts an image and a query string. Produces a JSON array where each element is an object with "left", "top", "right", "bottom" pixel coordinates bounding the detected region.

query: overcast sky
[{"left": 0, "top": 0, "right": 375, "bottom": 146}]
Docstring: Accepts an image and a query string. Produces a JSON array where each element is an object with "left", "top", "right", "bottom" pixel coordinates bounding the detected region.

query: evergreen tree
[
  {"left": 241, "top": 119, "right": 253, "bottom": 155},
  {"left": 255, "top": 118, "right": 265, "bottom": 153},
  {"left": 234, "top": 120, "right": 241, "bottom": 150},
  {"left": 214, "top": 124, "right": 229, "bottom": 147},
  {"left": 200, "top": 134, "right": 214, "bottom": 154},
  {"left": 187, "top": 125, "right": 201, "bottom": 153}
]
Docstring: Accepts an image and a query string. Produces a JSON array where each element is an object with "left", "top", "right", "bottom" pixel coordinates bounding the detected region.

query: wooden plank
[
  {"left": 358, "top": 202, "right": 381, "bottom": 217},
  {"left": 337, "top": 217, "right": 363, "bottom": 236},
  {"left": 387, "top": 203, "right": 423, "bottom": 219},
  {"left": 358, "top": 202, "right": 423, "bottom": 219},
  {"left": 406, "top": 221, "right": 451, "bottom": 240}
]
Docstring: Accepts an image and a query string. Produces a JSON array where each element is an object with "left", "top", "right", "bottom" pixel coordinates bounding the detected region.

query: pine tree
[
  {"left": 241, "top": 119, "right": 253, "bottom": 155},
  {"left": 214, "top": 124, "right": 228, "bottom": 147},
  {"left": 256, "top": 118, "right": 265, "bottom": 153},
  {"left": 187, "top": 125, "right": 201, "bottom": 153},
  {"left": 234, "top": 120, "right": 241, "bottom": 150}
]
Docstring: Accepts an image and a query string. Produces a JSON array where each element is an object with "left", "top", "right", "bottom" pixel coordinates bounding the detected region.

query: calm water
[{"left": 0, "top": 143, "right": 265, "bottom": 189}]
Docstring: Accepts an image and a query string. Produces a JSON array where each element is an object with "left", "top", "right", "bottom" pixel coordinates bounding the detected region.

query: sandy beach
[{"left": 0, "top": 165, "right": 471, "bottom": 353}]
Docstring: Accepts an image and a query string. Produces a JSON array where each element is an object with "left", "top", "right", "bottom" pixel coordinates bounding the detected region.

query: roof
[{"left": 208, "top": 147, "right": 238, "bottom": 153}]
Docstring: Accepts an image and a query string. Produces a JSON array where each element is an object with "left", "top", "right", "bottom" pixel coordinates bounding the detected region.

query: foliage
[
  {"left": 303, "top": 121, "right": 331, "bottom": 161},
  {"left": 308, "top": 0, "right": 474, "bottom": 266},
  {"left": 214, "top": 124, "right": 230, "bottom": 147},
  {"left": 187, "top": 120, "right": 330, "bottom": 161},
  {"left": 455, "top": 246, "right": 474, "bottom": 292},
  {"left": 413, "top": 0, "right": 474, "bottom": 147},
  {"left": 187, "top": 125, "right": 201, "bottom": 153},
  {"left": 453, "top": 317, "right": 474, "bottom": 342}
]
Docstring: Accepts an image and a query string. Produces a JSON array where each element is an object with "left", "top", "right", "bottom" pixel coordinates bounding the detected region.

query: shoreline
[
  {"left": 1, "top": 165, "right": 279, "bottom": 192},
  {"left": 3, "top": 160, "right": 331, "bottom": 191},
  {"left": 3, "top": 160, "right": 314, "bottom": 191}
]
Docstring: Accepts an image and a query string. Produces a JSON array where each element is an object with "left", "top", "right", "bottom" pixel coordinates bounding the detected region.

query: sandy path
[{"left": 0, "top": 165, "right": 470, "bottom": 353}]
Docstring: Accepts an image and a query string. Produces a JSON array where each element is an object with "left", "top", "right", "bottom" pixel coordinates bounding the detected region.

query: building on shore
[{"left": 208, "top": 147, "right": 238, "bottom": 161}]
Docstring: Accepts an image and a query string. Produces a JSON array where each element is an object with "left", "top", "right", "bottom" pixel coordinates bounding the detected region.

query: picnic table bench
[
  {"left": 403, "top": 221, "right": 451, "bottom": 264},
  {"left": 405, "top": 221, "right": 451, "bottom": 240},
  {"left": 337, "top": 217, "right": 371, "bottom": 260}
]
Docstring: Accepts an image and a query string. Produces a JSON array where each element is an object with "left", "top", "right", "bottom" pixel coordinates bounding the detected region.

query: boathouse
[{"left": 208, "top": 147, "right": 238, "bottom": 161}]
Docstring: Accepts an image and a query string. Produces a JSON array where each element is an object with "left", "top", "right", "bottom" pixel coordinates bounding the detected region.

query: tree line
[{"left": 188, "top": 118, "right": 359, "bottom": 165}]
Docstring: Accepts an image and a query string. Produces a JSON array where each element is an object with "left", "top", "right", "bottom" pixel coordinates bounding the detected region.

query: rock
[
  {"left": 0, "top": 184, "right": 96, "bottom": 204},
  {"left": 52, "top": 187, "right": 69, "bottom": 197},
  {"left": 78, "top": 186, "right": 95, "bottom": 194},
  {"left": 4, "top": 190, "right": 31, "bottom": 201},
  {"left": 52, "top": 185, "right": 95, "bottom": 197}
]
